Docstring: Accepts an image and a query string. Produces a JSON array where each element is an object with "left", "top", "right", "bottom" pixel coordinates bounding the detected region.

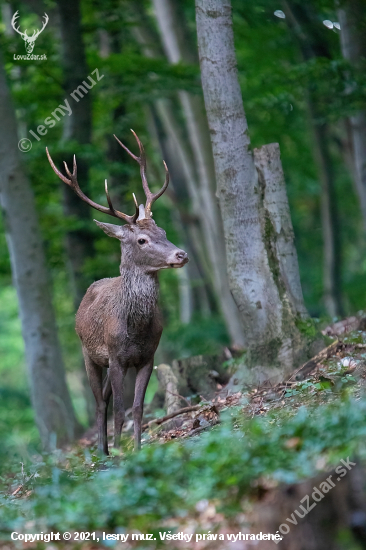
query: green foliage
[
  {"left": 1, "top": 394, "right": 366, "bottom": 534},
  {"left": 160, "top": 313, "right": 229, "bottom": 361},
  {"left": 0, "top": 288, "right": 25, "bottom": 386}
]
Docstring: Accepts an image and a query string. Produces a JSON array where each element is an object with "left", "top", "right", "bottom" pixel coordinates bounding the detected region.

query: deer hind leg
[
  {"left": 102, "top": 372, "right": 112, "bottom": 405},
  {"left": 83, "top": 350, "right": 109, "bottom": 455},
  {"left": 133, "top": 361, "right": 153, "bottom": 451},
  {"left": 109, "top": 360, "right": 128, "bottom": 449}
]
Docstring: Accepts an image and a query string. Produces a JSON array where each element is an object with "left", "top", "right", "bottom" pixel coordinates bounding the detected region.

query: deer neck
[{"left": 119, "top": 265, "right": 159, "bottom": 326}]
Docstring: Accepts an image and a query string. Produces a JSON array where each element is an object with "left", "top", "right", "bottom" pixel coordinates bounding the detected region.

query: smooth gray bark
[
  {"left": 253, "top": 144, "right": 307, "bottom": 319},
  {"left": 196, "top": 0, "right": 307, "bottom": 380},
  {"left": 147, "top": 105, "right": 212, "bottom": 318},
  {"left": 153, "top": 0, "right": 245, "bottom": 347},
  {"left": 338, "top": 3, "right": 366, "bottom": 231},
  {"left": 177, "top": 264, "right": 194, "bottom": 323},
  {"left": 0, "top": 54, "right": 81, "bottom": 448}
]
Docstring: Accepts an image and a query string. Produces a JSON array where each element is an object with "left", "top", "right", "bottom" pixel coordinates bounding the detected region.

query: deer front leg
[
  {"left": 83, "top": 350, "right": 109, "bottom": 455},
  {"left": 133, "top": 361, "right": 154, "bottom": 451},
  {"left": 109, "top": 361, "right": 128, "bottom": 449}
]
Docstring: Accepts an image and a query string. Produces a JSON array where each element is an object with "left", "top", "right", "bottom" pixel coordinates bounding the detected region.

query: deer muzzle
[{"left": 168, "top": 249, "right": 189, "bottom": 268}]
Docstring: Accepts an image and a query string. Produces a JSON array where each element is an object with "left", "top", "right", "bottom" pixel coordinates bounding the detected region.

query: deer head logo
[{"left": 11, "top": 11, "right": 49, "bottom": 54}]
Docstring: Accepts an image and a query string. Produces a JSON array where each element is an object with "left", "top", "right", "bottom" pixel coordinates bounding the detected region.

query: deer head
[
  {"left": 11, "top": 11, "right": 49, "bottom": 54},
  {"left": 46, "top": 131, "right": 188, "bottom": 273}
]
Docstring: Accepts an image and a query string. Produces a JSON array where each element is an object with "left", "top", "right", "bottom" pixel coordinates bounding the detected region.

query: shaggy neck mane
[{"left": 119, "top": 265, "right": 159, "bottom": 325}]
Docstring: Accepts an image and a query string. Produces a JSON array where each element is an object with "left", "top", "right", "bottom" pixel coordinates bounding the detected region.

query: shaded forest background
[{"left": 0, "top": 0, "right": 366, "bottom": 453}]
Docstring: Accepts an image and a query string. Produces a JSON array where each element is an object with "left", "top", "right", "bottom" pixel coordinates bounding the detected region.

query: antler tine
[
  {"left": 46, "top": 147, "right": 71, "bottom": 185},
  {"left": 113, "top": 133, "right": 139, "bottom": 163},
  {"left": 153, "top": 160, "right": 170, "bottom": 199},
  {"left": 114, "top": 130, "right": 169, "bottom": 218},
  {"left": 129, "top": 130, "right": 150, "bottom": 199},
  {"left": 46, "top": 147, "right": 138, "bottom": 224},
  {"left": 114, "top": 132, "right": 150, "bottom": 206},
  {"left": 143, "top": 158, "right": 169, "bottom": 217},
  {"left": 63, "top": 159, "right": 74, "bottom": 181},
  {"left": 105, "top": 179, "right": 114, "bottom": 212}
]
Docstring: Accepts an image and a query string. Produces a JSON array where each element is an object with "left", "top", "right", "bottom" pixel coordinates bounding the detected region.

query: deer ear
[{"left": 94, "top": 220, "right": 124, "bottom": 240}]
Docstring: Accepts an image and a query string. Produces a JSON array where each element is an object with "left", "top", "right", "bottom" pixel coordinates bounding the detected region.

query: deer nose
[{"left": 175, "top": 250, "right": 188, "bottom": 262}]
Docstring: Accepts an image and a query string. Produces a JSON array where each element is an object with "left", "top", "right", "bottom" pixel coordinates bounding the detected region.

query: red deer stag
[{"left": 46, "top": 131, "right": 188, "bottom": 454}]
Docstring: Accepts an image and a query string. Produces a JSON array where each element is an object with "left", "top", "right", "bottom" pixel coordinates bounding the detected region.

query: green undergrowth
[{"left": 1, "top": 391, "right": 366, "bottom": 538}]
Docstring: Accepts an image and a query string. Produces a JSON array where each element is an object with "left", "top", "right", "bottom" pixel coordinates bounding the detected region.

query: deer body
[
  {"left": 47, "top": 132, "right": 188, "bottom": 454},
  {"left": 76, "top": 271, "right": 161, "bottom": 369}
]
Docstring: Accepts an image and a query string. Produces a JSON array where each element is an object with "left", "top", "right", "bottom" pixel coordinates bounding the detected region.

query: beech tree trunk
[
  {"left": 56, "top": 0, "right": 96, "bottom": 424},
  {"left": 196, "top": 0, "right": 307, "bottom": 382},
  {"left": 151, "top": 0, "right": 246, "bottom": 348},
  {"left": 147, "top": 105, "right": 213, "bottom": 318},
  {"left": 253, "top": 144, "right": 307, "bottom": 320},
  {"left": 0, "top": 54, "right": 81, "bottom": 448},
  {"left": 283, "top": 1, "right": 344, "bottom": 317},
  {"left": 131, "top": 5, "right": 215, "bottom": 323},
  {"left": 131, "top": 11, "right": 221, "bottom": 317},
  {"left": 338, "top": 1, "right": 366, "bottom": 232}
]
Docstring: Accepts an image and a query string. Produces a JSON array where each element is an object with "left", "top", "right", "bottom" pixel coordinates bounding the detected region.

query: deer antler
[
  {"left": 114, "top": 130, "right": 169, "bottom": 218},
  {"left": 33, "top": 13, "right": 49, "bottom": 39},
  {"left": 46, "top": 148, "right": 138, "bottom": 224},
  {"left": 11, "top": 11, "right": 27, "bottom": 39}
]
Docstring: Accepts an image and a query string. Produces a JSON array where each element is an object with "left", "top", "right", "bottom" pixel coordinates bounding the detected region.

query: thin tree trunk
[
  {"left": 56, "top": 0, "right": 93, "bottom": 307},
  {"left": 0, "top": 53, "right": 81, "bottom": 448},
  {"left": 337, "top": 1, "right": 366, "bottom": 231},
  {"left": 283, "top": 1, "right": 344, "bottom": 317},
  {"left": 132, "top": 7, "right": 216, "bottom": 326},
  {"left": 196, "top": 0, "right": 307, "bottom": 382},
  {"left": 147, "top": 103, "right": 212, "bottom": 318},
  {"left": 311, "top": 119, "right": 343, "bottom": 317},
  {"left": 153, "top": 100, "right": 217, "bottom": 317},
  {"left": 152, "top": 0, "right": 245, "bottom": 347},
  {"left": 177, "top": 267, "right": 193, "bottom": 323},
  {"left": 56, "top": 0, "right": 95, "bottom": 424},
  {"left": 130, "top": 14, "right": 218, "bottom": 317}
]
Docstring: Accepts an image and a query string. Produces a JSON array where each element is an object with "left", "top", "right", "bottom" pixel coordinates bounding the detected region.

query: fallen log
[
  {"left": 287, "top": 339, "right": 341, "bottom": 382},
  {"left": 142, "top": 405, "right": 201, "bottom": 431}
]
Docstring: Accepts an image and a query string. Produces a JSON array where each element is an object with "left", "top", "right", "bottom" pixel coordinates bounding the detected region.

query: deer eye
[{"left": 138, "top": 238, "right": 146, "bottom": 245}]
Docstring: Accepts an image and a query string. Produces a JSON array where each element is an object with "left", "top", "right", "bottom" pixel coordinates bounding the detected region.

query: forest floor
[
  {"left": 2, "top": 319, "right": 366, "bottom": 549},
  {"left": 79, "top": 319, "right": 366, "bottom": 454}
]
